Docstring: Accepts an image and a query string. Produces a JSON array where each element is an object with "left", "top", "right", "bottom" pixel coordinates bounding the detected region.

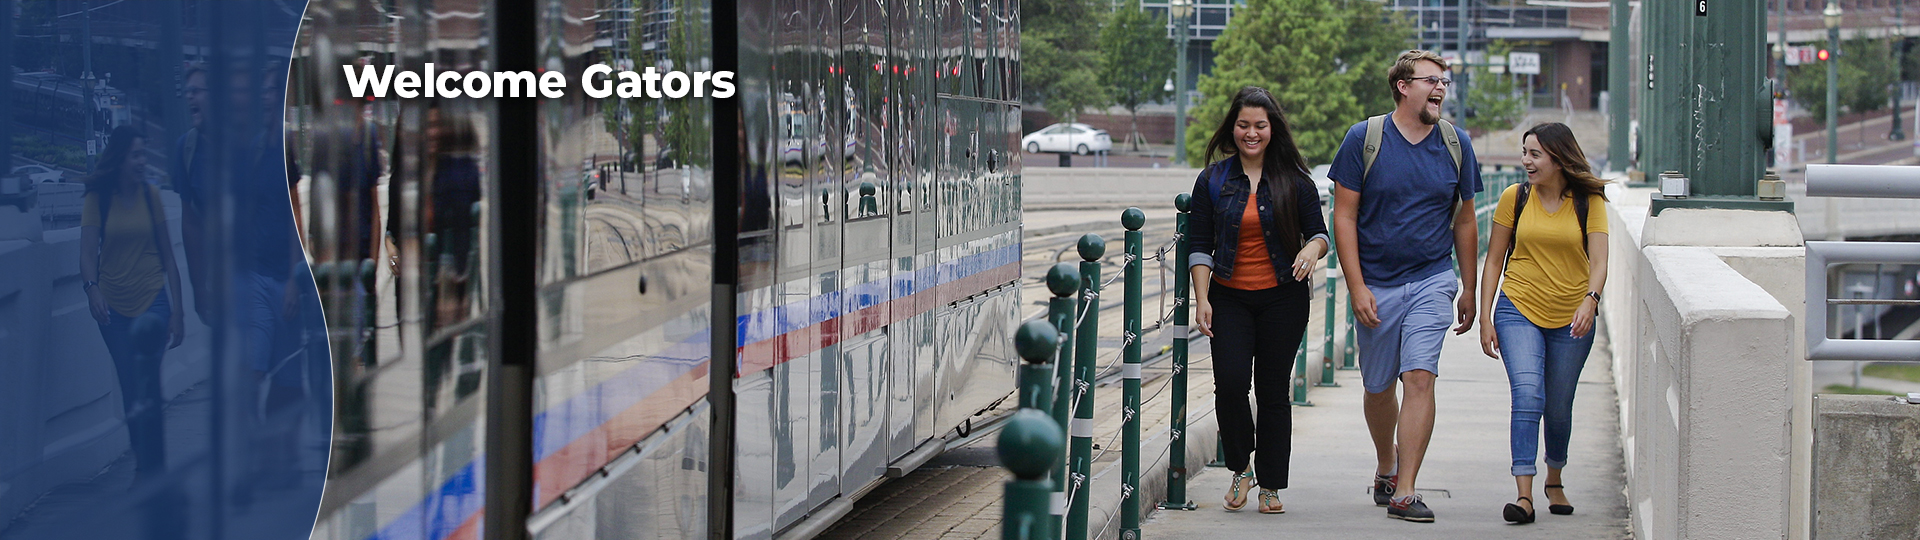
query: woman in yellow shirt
[
  {"left": 80, "top": 126, "right": 185, "bottom": 482},
  {"left": 1476, "top": 123, "right": 1608, "bottom": 524}
]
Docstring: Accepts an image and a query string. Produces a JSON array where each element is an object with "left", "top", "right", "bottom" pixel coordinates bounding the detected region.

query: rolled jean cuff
[
  {"left": 1545, "top": 457, "right": 1568, "bottom": 470},
  {"left": 1512, "top": 463, "right": 1537, "bottom": 477}
]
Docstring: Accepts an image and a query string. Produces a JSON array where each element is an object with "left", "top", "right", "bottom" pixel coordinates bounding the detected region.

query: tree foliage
[
  {"left": 1465, "top": 40, "right": 1526, "bottom": 133},
  {"left": 1100, "top": 0, "right": 1175, "bottom": 147},
  {"left": 1023, "top": 0, "right": 1108, "bottom": 121},
  {"left": 1789, "top": 38, "right": 1895, "bottom": 121},
  {"left": 1184, "top": 0, "right": 1415, "bottom": 166}
]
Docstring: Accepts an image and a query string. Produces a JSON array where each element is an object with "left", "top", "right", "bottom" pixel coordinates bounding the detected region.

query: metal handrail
[{"left": 1803, "top": 164, "right": 1920, "bottom": 363}]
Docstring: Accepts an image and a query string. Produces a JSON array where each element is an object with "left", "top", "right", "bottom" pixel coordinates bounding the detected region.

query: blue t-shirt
[{"left": 1327, "top": 117, "right": 1482, "bottom": 287}]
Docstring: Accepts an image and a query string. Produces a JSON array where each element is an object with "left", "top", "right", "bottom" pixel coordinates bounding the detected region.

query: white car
[
  {"left": 11, "top": 164, "right": 64, "bottom": 184},
  {"left": 1022, "top": 123, "right": 1111, "bottom": 155}
]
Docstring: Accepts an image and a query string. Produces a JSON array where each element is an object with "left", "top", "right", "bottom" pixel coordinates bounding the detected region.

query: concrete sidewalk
[{"left": 1145, "top": 319, "right": 1632, "bottom": 539}]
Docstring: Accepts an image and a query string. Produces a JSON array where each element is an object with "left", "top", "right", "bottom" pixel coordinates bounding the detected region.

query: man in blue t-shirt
[{"left": 1327, "top": 50, "right": 1483, "bottom": 524}]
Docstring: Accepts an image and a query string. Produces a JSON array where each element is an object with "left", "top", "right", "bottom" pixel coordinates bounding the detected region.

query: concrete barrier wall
[
  {"left": 0, "top": 192, "right": 196, "bottom": 521},
  {"left": 1603, "top": 186, "right": 1806, "bottom": 540},
  {"left": 1022, "top": 168, "right": 1201, "bottom": 211},
  {"left": 1814, "top": 394, "right": 1920, "bottom": 539}
]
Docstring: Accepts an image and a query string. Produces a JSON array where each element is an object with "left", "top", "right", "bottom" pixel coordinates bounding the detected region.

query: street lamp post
[
  {"left": 1828, "top": 2, "right": 1843, "bottom": 164},
  {"left": 82, "top": 0, "right": 97, "bottom": 173},
  {"left": 1171, "top": 0, "right": 1191, "bottom": 167},
  {"left": 1892, "top": 1, "right": 1907, "bottom": 141}
]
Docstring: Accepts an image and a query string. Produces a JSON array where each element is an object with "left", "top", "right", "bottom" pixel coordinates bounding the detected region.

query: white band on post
[
  {"left": 1123, "top": 363, "right": 1142, "bottom": 380},
  {"left": 1070, "top": 418, "right": 1094, "bottom": 438},
  {"left": 1051, "top": 492, "right": 1067, "bottom": 515},
  {"left": 1172, "top": 325, "right": 1187, "bottom": 336}
]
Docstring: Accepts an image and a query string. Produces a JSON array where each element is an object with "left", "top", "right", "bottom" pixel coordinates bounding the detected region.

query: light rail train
[{"left": 289, "top": 0, "right": 1021, "bottom": 538}]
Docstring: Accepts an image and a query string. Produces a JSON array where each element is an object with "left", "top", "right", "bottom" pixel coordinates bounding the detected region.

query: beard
[{"left": 1418, "top": 105, "right": 1440, "bottom": 125}]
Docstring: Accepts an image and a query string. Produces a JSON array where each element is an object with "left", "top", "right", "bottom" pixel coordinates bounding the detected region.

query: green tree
[
  {"left": 1790, "top": 38, "right": 1895, "bottom": 121},
  {"left": 1100, "top": 0, "right": 1175, "bottom": 150},
  {"left": 661, "top": 0, "right": 710, "bottom": 168},
  {"left": 1185, "top": 0, "right": 1414, "bottom": 165},
  {"left": 1023, "top": 0, "right": 1108, "bottom": 121},
  {"left": 1465, "top": 40, "right": 1526, "bottom": 132}
]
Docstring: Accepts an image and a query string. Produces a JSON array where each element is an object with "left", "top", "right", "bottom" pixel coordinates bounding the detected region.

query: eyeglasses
[{"left": 1402, "top": 76, "right": 1453, "bottom": 87}]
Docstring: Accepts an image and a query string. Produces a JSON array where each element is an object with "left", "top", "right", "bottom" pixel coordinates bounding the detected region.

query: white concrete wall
[
  {"left": 1604, "top": 185, "right": 1808, "bottom": 540},
  {"left": 0, "top": 192, "right": 198, "bottom": 522}
]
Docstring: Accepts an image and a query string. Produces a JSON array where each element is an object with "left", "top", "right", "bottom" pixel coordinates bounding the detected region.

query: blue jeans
[
  {"left": 1493, "top": 293, "right": 1595, "bottom": 477},
  {"left": 97, "top": 289, "right": 171, "bottom": 478}
]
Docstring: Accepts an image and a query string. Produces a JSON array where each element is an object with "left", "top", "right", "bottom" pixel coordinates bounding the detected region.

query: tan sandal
[
  {"left": 1223, "top": 470, "right": 1255, "bottom": 511},
  {"left": 1258, "top": 488, "right": 1285, "bottom": 514}
]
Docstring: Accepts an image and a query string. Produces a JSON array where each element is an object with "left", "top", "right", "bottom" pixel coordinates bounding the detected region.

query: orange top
[{"left": 1219, "top": 194, "right": 1280, "bottom": 290}]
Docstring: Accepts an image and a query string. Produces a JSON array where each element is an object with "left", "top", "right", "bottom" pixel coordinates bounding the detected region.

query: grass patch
[
  {"left": 1819, "top": 384, "right": 1901, "bottom": 396},
  {"left": 1862, "top": 363, "right": 1920, "bottom": 384}
]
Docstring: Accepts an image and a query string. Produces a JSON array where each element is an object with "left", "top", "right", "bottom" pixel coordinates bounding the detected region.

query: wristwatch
[
  {"left": 1586, "top": 291, "right": 1602, "bottom": 303},
  {"left": 83, "top": 280, "right": 99, "bottom": 291}
]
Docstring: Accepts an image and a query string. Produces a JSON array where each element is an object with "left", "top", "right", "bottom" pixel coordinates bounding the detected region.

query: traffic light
[{"left": 1818, "top": 49, "right": 1831, "bottom": 61}]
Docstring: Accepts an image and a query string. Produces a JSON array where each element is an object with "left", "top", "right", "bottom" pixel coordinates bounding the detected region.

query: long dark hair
[
  {"left": 1522, "top": 122, "right": 1609, "bottom": 202},
  {"left": 1201, "top": 86, "right": 1312, "bottom": 256},
  {"left": 87, "top": 125, "right": 148, "bottom": 197}
]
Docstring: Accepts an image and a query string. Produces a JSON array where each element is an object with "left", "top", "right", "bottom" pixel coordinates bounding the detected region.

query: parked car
[
  {"left": 1021, "top": 122, "right": 1111, "bottom": 155},
  {"left": 10, "top": 164, "right": 64, "bottom": 184}
]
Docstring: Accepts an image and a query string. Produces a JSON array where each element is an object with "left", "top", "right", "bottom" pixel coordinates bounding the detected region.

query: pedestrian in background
[
  {"left": 1478, "top": 122, "right": 1609, "bottom": 524},
  {"left": 1187, "top": 86, "right": 1330, "bottom": 515},
  {"left": 81, "top": 125, "right": 185, "bottom": 483}
]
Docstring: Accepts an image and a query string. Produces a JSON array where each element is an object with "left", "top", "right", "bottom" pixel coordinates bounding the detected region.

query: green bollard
[
  {"left": 1317, "top": 237, "right": 1340, "bottom": 387},
  {"left": 1160, "top": 195, "right": 1197, "bottom": 511},
  {"left": 1046, "top": 263, "right": 1080, "bottom": 533},
  {"left": 1120, "top": 208, "right": 1145, "bottom": 539},
  {"left": 1016, "top": 320, "right": 1060, "bottom": 410},
  {"left": 1343, "top": 306, "right": 1358, "bottom": 370},
  {"left": 1000, "top": 409, "right": 1064, "bottom": 540},
  {"left": 1291, "top": 330, "right": 1313, "bottom": 407},
  {"left": 1067, "top": 234, "right": 1104, "bottom": 540}
]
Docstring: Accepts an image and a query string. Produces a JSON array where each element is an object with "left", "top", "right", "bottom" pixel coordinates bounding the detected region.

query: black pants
[{"left": 1210, "top": 280, "right": 1309, "bottom": 490}]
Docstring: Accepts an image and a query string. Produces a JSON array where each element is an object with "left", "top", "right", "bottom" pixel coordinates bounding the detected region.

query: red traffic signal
[{"left": 1818, "top": 49, "right": 1831, "bottom": 61}]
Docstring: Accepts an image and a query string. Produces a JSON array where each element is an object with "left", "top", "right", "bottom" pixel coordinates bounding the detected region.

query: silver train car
[{"left": 288, "top": 0, "right": 1020, "bottom": 539}]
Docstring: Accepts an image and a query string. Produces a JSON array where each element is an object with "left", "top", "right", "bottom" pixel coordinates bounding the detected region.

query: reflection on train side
[{"left": 294, "top": 0, "right": 1020, "bottom": 539}]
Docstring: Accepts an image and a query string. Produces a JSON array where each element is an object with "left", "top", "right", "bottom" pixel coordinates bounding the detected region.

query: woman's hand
[
  {"left": 169, "top": 306, "right": 186, "bottom": 349},
  {"left": 1290, "top": 240, "right": 1326, "bottom": 282},
  {"left": 1480, "top": 324, "right": 1501, "bottom": 359},
  {"left": 1195, "top": 299, "right": 1214, "bottom": 337},
  {"left": 88, "top": 287, "right": 110, "bottom": 326},
  {"left": 1571, "top": 297, "right": 1596, "bottom": 339}
]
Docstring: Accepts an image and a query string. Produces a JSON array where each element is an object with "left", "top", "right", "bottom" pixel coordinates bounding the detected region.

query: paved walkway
[{"left": 1146, "top": 319, "right": 1632, "bottom": 539}]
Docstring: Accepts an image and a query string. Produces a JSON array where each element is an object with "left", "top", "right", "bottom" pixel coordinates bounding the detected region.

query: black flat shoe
[
  {"left": 1503, "top": 496, "right": 1535, "bottom": 524},
  {"left": 1545, "top": 484, "right": 1574, "bottom": 515}
]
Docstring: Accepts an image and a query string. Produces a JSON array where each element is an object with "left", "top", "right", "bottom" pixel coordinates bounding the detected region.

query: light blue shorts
[{"left": 1356, "top": 270, "right": 1459, "bottom": 394}]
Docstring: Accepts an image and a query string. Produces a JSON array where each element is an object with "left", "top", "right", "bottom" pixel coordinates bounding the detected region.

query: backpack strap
[
  {"left": 1435, "top": 118, "right": 1463, "bottom": 175},
  {"left": 1507, "top": 183, "right": 1530, "bottom": 264},
  {"left": 1361, "top": 115, "right": 1386, "bottom": 183}
]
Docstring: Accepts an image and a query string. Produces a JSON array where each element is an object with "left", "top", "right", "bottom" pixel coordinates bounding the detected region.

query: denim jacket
[{"left": 1187, "top": 159, "right": 1330, "bottom": 283}]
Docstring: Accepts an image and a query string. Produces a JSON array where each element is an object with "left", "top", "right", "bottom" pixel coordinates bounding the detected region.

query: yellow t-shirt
[
  {"left": 1492, "top": 183, "right": 1607, "bottom": 328},
  {"left": 82, "top": 184, "right": 166, "bottom": 317}
]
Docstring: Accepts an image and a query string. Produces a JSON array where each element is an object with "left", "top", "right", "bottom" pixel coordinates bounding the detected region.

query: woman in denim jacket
[{"left": 1187, "top": 86, "right": 1329, "bottom": 514}]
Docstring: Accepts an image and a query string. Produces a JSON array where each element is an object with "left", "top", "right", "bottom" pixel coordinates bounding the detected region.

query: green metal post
[
  {"left": 1317, "top": 238, "right": 1339, "bottom": 387},
  {"left": 1001, "top": 409, "right": 1064, "bottom": 540},
  {"left": 1828, "top": 2, "right": 1841, "bottom": 165},
  {"left": 1333, "top": 233, "right": 1357, "bottom": 370},
  {"left": 1067, "top": 234, "right": 1104, "bottom": 540},
  {"left": 1160, "top": 195, "right": 1197, "bottom": 511},
  {"left": 1610, "top": 0, "right": 1631, "bottom": 173},
  {"left": 1046, "top": 263, "right": 1080, "bottom": 531},
  {"left": 1120, "top": 208, "right": 1145, "bottom": 539},
  {"left": 1017, "top": 321, "right": 1060, "bottom": 411},
  {"left": 1290, "top": 332, "right": 1312, "bottom": 407}
]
